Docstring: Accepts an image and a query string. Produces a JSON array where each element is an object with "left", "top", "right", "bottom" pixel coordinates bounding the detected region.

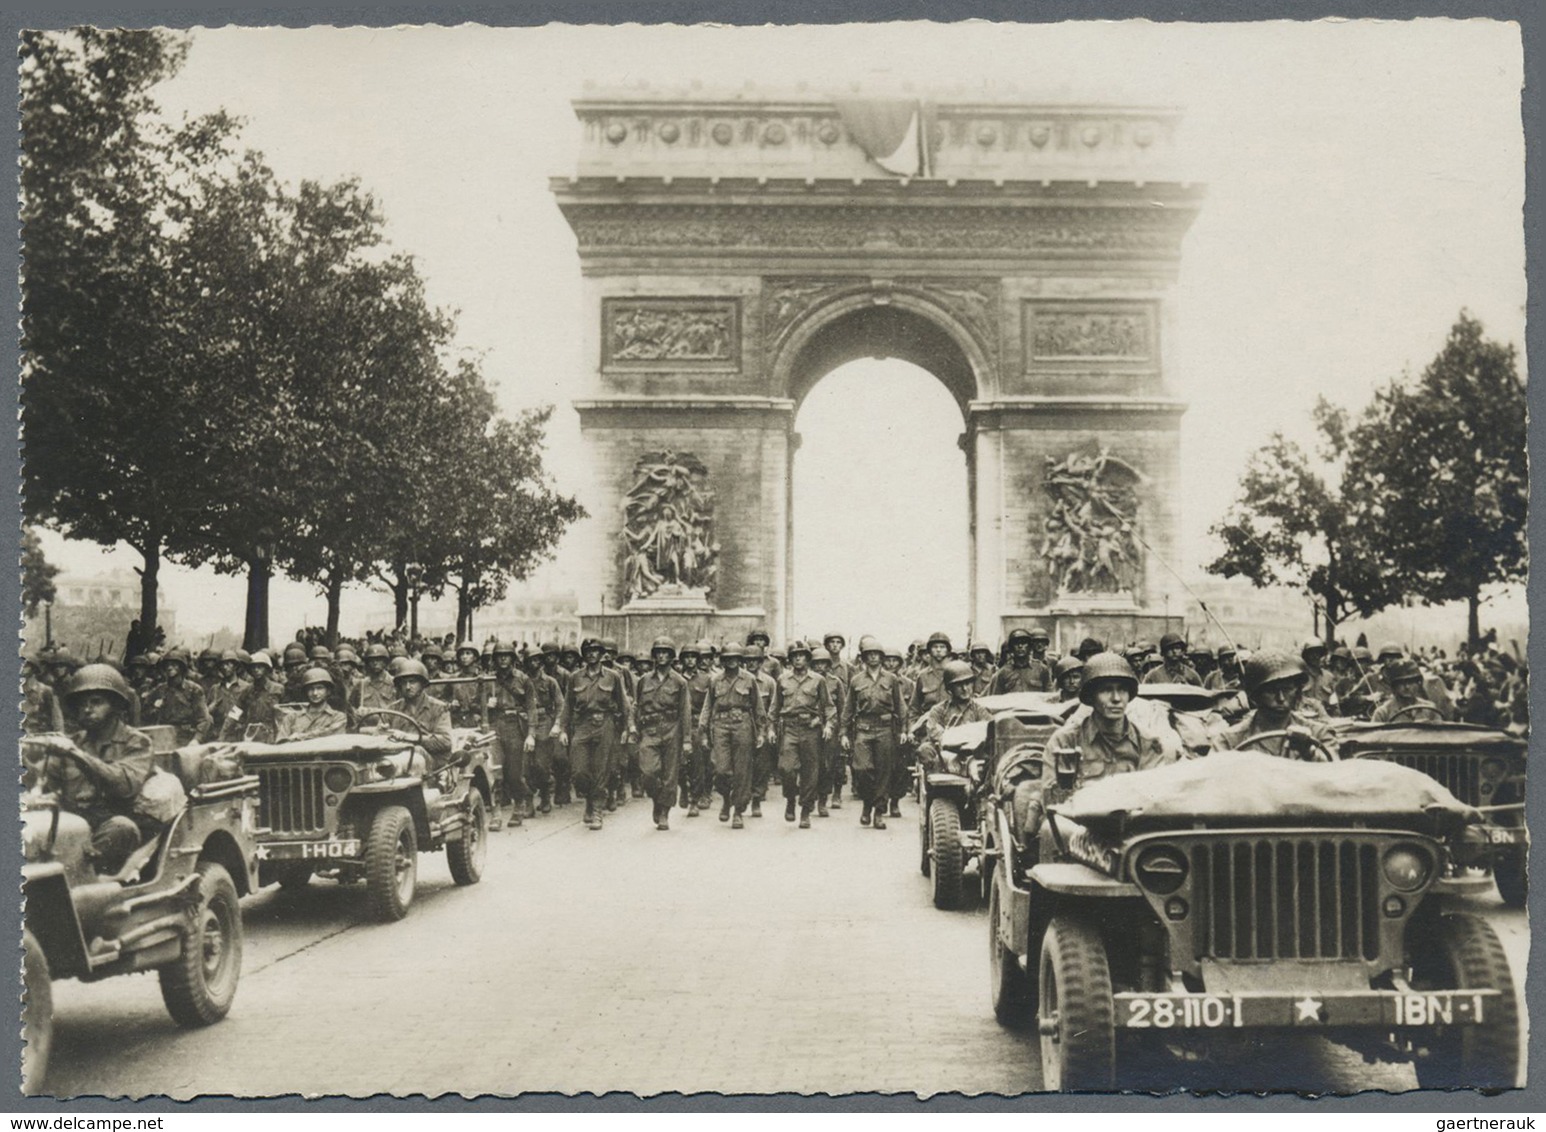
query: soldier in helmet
[
  {"left": 275, "top": 668, "right": 349, "bottom": 741},
  {"left": 522, "top": 650, "right": 563, "bottom": 815},
  {"left": 697, "top": 642, "right": 766, "bottom": 829},
  {"left": 351, "top": 642, "right": 397, "bottom": 717},
  {"left": 207, "top": 649, "right": 251, "bottom": 738},
  {"left": 23, "top": 652, "right": 65, "bottom": 734},
  {"left": 1216, "top": 650, "right": 1331, "bottom": 758},
  {"left": 280, "top": 643, "right": 311, "bottom": 700},
  {"left": 1299, "top": 639, "right": 1337, "bottom": 711},
  {"left": 840, "top": 636, "right": 907, "bottom": 830},
  {"left": 746, "top": 643, "right": 779, "bottom": 817},
  {"left": 224, "top": 651, "right": 285, "bottom": 741},
  {"left": 747, "top": 628, "right": 781, "bottom": 680},
  {"left": 32, "top": 665, "right": 158, "bottom": 874},
  {"left": 597, "top": 637, "right": 637, "bottom": 809},
  {"left": 773, "top": 640, "right": 833, "bottom": 828},
  {"left": 1371, "top": 657, "right": 1444, "bottom": 723},
  {"left": 883, "top": 647, "right": 917, "bottom": 818},
  {"left": 488, "top": 639, "right": 537, "bottom": 827},
  {"left": 1142, "top": 632, "right": 1202, "bottom": 685},
  {"left": 1073, "top": 637, "right": 1105, "bottom": 662},
  {"left": 1052, "top": 654, "right": 1085, "bottom": 703},
  {"left": 821, "top": 631, "right": 854, "bottom": 803},
  {"left": 556, "top": 638, "right": 635, "bottom": 830},
  {"left": 440, "top": 642, "right": 488, "bottom": 730},
  {"left": 125, "top": 652, "right": 161, "bottom": 703},
  {"left": 1188, "top": 645, "right": 1217, "bottom": 684},
  {"left": 968, "top": 641, "right": 998, "bottom": 697},
  {"left": 635, "top": 637, "right": 693, "bottom": 831},
  {"left": 990, "top": 628, "right": 1052, "bottom": 694},
  {"left": 808, "top": 646, "right": 843, "bottom": 816},
  {"left": 420, "top": 642, "right": 445, "bottom": 681},
  {"left": 910, "top": 631, "right": 953, "bottom": 719},
  {"left": 364, "top": 659, "right": 453, "bottom": 767},
  {"left": 684, "top": 639, "right": 717, "bottom": 814},
  {"left": 673, "top": 641, "right": 703, "bottom": 813},
  {"left": 143, "top": 648, "right": 212, "bottom": 745},
  {"left": 196, "top": 647, "right": 223, "bottom": 698},
  {"left": 917, "top": 660, "right": 994, "bottom": 772}
]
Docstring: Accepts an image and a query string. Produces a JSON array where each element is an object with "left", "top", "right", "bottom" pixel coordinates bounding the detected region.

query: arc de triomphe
[{"left": 552, "top": 89, "right": 1203, "bottom": 650}]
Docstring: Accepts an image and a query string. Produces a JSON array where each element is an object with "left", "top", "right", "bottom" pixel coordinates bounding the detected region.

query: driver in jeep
[
  {"left": 1370, "top": 656, "right": 1443, "bottom": 723},
  {"left": 30, "top": 664, "right": 158, "bottom": 874},
  {"left": 1214, "top": 649, "right": 1332, "bottom": 758},
  {"left": 916, "top": 660, "right": 994, "bottom": 773},
  {"left": 367, "top": 659, "right": 454, "bottom": 768},
  {"left": 1002, "top": 652, "right": 1179, "bottom": 851}
]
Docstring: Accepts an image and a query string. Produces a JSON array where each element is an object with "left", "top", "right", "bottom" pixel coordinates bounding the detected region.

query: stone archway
[{"left": 553, "top": 89, "right": 1202, "bottom": 650}]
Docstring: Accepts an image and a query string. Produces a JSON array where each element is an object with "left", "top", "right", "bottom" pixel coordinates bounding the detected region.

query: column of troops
[{"left": 22, "top": 626, "right": 1527, "bottom": 838}]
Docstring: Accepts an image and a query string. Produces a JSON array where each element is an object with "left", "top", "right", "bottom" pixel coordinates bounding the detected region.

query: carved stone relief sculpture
[
  {"left": 620, "top": 451, "right": 720, "bottom": 603},
  {"left": 1039, "top": 445, "right": 1147, "bottom": 596}
]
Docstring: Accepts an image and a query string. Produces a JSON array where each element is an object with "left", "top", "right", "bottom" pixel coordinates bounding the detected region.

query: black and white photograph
[{"left": 13, "top": 14, "right": 1532, "bottom": 1101}]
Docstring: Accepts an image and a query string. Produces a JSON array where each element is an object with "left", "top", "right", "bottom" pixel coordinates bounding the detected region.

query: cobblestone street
[{"left": 43, "top": 792, "right": 1525, "bottom": 1100}]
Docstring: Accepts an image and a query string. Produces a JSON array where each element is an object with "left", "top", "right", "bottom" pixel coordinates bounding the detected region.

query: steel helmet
[
  {"left": 857, "top": 635, "right": 883, "bottom": 656},
  {"left": 1078, "top": 652, "right": 1139, "bottom": 706},
  {"left": 220, "top": 649, "right": 241, "bottom": 664},
  {"left": 306, "top": 645, "right": 330, "bottom": 662},
  {"left": 810, "top": 646, "right": 832, "bottom": 664},
  {"left": 650, "top": 636, "right": 676, "bottom": 657},
  {"left": 926, "top": 631, "right": 952, "bottom": 649},
  {"left": 884, "top": 646, "right": 904, "bottom": 663},
  {"left": 1385, "top": 657, "right": 1423, "bottom": 686},
  {"left": 678, "top": 641, "right": 701, "bottom": 658},
  {"left": 1352, "top": 646, "right": 1374, "bottom": 665},
  {"left": 1217, "top": 643, "right": 1238, "bottom": 659},
  {"left": 968, "top": 640, "right": 995, "bottom": 659},
  {"left": 300, "top": 666, "right": 335, "bottom": 690},
  {"left": 420, "top": 642, "right": 443, "bottom": 661},
  {"left": 235, "top": 648, "right": 253, "bottom": 665},
  {"left": 363, "top": 643, "right": 390, "bottom": 662},
  {"left": 1160, "top": 632, "right": 1187, "bottom": 651},
  {"left": 389, "top": 656, "right": 412, "bottom": 676},
  {"left": 1189, "top": 644, "right": 1214, "bottom": 660},
  {"left": 335, "top": 645, "right": 359, "bottom": 665},
  {"left": 599, "top": 637, "right": 619, "bottom": 654},
  {"left": 823, "top": 631, "right": 846, "bottom": 647},
  {"left": 53, "top": 647, "right": 84, "bottom": 671},
  {"left": 1242, "top": 650, "right": 1308, "bottom": 694},
  {"left": 64, "top": 664, "right": 134, "bottom": 710},
  {"left": 524, "top": 651, "right": 545, "bottom": 669},
  {"left": 1028, "top": 626, "right": 1051, "bottom": 644},
  {"left": 159, "top": 647, "right": 191, "bottom": 671},
  {"left": 746, "top": 643, "right": 766, "bottom": 660},
  {"left": 126, "top": 653, "right": 153, "bottom": 670},
  {"left": 1054, "top": 655, "right": 1086, "bottom": 679},
  {"left": 1301, "top": 638, "right": 1328, "bottom": 658},
  {"left": 719, "top": 642, "right": 745, "bottom": 661},
  {"left": 770, "top": 647, "right": 787, "bottom": 662},
  {"left": 387, "top": 643, "right": 408, "bottom": 660},
  {"left": 493, "top": 638, "right": 516, "bottom": 656},
  {"left": 942, "top": 659, "right": 976, "bottom": 686},
  {"left": 540, "top": 641, "right": 560, "bottom": 655},
  {"left": 456, "top": 640, "right": 479, "bottom": 658},
  {"left": 199, "top": 647, "right": 221, "bottom": 665},
  {"left": 1075, "top": 637, "right": 1105, "bottom": 660},
  {"left": 1377, "top": 643, "right": 1405, "bottom": 662},
  {"left": 249, "top": 651, "right": 274, "bottom": 670},
  {"left": 747, "top": 628, "right": 770, "bottom": 646},
  {"left": 1006, "top": 628, "right": 1033, "bottom": 647},
  {"left": 616, "top": 649, "right": 637, "bottom": 664},
  {"left": 394, "top": 659, "right": 430, "bottom": 684},
  {"left": 279, "top": 642, "right": 306, "bottom": 662},
  {"left": 786, "top": 640, "right": 812, "bottom": 659}
]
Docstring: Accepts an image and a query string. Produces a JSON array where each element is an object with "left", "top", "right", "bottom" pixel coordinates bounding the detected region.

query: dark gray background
[{"left": 3, "top": 0, "right": 1540, "bottom": 1112}]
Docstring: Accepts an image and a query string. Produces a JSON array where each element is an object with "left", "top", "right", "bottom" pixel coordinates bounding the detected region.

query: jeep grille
[
  {"left": 1193, "top": 836, "right": 1380, "bottom": 962},
  {"left": 257, "top": 766, "right": 328, "bottom": 835},
  {"left": 1375, "top": 751, "right": 1481, "bottom": 807}
]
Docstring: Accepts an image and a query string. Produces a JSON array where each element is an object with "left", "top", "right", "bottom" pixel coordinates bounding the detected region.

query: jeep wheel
[
  {"left": 988, "top": 878, "right": 1031, "bottom": 1025},
  {"left": 22, "top": 930, "right": 51, "bottom": 1095},
  {"left": 159, "top": 861, "right": 243, "bottom": 1027},
  {"left": 365, "top": 806, "right": 418, "bottom": 922},
  {"left": 448, "top": 791, "right": 488, "bottom": 886},
  {"left": 1411, "top": 912, "right": 1520, "bottom": 1090},
  {"left": 1037, "top": 914, "right": 1115, "bottom": 1091},
  {"left": 1493, "top": 848, "right": 1527, "bottom": 909},
  {"left": 918, "top": 792, "right": 931, "bottom": 877},
  {"left": 930, "top": 798, "right": 965, "bottom": 910},
  {"left": 275, "top": 862, "right": 313, "bottom": 890}
]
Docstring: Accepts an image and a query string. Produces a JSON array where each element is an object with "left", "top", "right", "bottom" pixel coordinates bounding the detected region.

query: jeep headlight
[
  {"left": 1134, "top": 845, "right": 1188, "bottom": 895},
  {"left": 1381, "top": 844, "right": 1433, "bottom": 892},
  {"left": 323, "top": 765, "right": 353, "bottom": 793}
]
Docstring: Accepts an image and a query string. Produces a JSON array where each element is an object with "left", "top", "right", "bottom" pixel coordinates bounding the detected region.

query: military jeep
[
  {"left": 206, "top": 718, "right": 495, "bottom": 922},
  {"left": 1329, "top": 721, "right": 1528, "bottom": 908},
  {"left": 21, "top": 732, "right": 260, "bottom": 1095},
  {"left": 986, "top": 750, "right": 1520, "bottom": 1092}
]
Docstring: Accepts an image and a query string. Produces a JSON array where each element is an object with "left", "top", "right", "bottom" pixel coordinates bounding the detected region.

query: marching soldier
[
  {"left": 884, "top": 646, "right": 916, "bottom": 818},
  {"left": 441, "top": 642, "right": 488, "bottom": 730},
  {"left": 196, "top": 647, "right": 223, "bottom": 699},
  {"left": 774, "top": 641, "right": 833, "bottom": 828},
  {"left": 523, "top": 649, "right": 563, "bottom": 816},
  {"left": 206, "top": 649, "right": 251, "bottom": 738},
  {"left": 488, "top": 639, "right": 536, "bottom": 827},
  {"left": 280, "top": 643, "right": 310, "bottom": 700},
  {"left": 555, "top": 638, "right": 635, "bottom": 831},
  {"left": 747, "top": 643, "right": 778, "bottom": 818},
  {"left": 143, "top": 648, "right": 212, "bottom": 745},
  {"left": 840, "top": 636, "right": 906, "bottom": 830},
  {"left": 910, "top": 631, "right": 952, "bottom": 718},
  {"left": 697, "top": 642, "right": 765, "bottom": 830},
  {"left": 821, "top": 631, "right": 854, "bottom": 803},
  {"left": 226, "top": 651, "right": 286, "bottom": 741},
  {"left": 635, "top": 637, "right": 693, "bottom": 832},
  {"left": 674, "top": 640, "right": 702, "bottom": 812},
  {"left": 809, "top": 645, "right": 843, "bottom": 816},
  {"left": 598, "top": 638, "right": 637, "bottom": 808},
  {"left": 274, "top": 668, "right": 349, "bottom": 742},
  {"left": 747, "top": 627, "right": 781, "bottom": 680},
  {"left": 1141, "top": 632, "right": 1203, "bottom": 686},
  {"left": 990, "top": 628, "right": 1052, "bottom": 694},
  {"left": 686, "top": 639, "right": 717, "bottom": 814}
]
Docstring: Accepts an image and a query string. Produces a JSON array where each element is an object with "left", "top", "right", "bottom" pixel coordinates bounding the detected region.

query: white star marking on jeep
[{"left": 1295, "top": 996, "right": 1323, "bottom": 1022}]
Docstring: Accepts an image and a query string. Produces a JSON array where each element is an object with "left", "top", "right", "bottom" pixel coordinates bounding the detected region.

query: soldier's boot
[
  {"left": 719, "top": 799, "right": 731, "bottom": 823},
  {"left": 687, "top": 800, "right": 700, "bottom": 818},
  {"left": 829, "top": 793, "right": 842, "bottom": 811},
  {"left": 583, "top": 802, "right": 596, "bottom": 828},
  {"left": 655, "top": 804, "right": 669, "bottom": 832},
  {"left": 540, "top": 792, "right": 552, "bottom": 815},
  {"left": 488, "top": 806, "right": 505, "bottom": 832},
  {"left": 860, "top": 805, "right": 872, "bottom": 827},
  {"left": 606, "top": 792, "right": 619, "bottom": 813},
  {"left": 817, "top": 798, "right": 830, "bottom": 818},
  {"left": 510, "top": 804, "right": 523, "bottom": 828},
  {"left": 799, "top": 808, "right": 812, "bottom": 830},
  {"left": 751, "top": 799, "right": 762, "bottom": 818},
  {"left": 525, "top": 799, "right": 537, "bottom": 820},
  {"left": 785, "top": 799, "right": 796, "bottom": 823},
  {"left": 731, "top": 810, "right": 745, "bottom": 830},
  {"left": 873, "top": 809, "right": 888, "bottom": 830},
  {"left": 888, "top": 801, "right": 902, "bottom": 819}
]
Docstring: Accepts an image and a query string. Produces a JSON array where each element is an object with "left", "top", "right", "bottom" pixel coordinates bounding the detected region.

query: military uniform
[
  {"left": 226, "top": 676, "right": 286, "bottom": 741},
  {"left": 143, "top": 680, "right": 212, "bottom": 745},
  {"left": 970, "top": 664, "right": 997, "bottom": 698},
  {"left": 387, "top": 694, "right": 454, "bottom": 763},
  {"left": 698, "top": 668, "right": 765, "bottom": 819},
  {"left": 635, "top": 667, "right": 693, "bottom": 824},
  {"left": 990, "top": 660, "right": 1052, "bottom": 695},
  {"left": 206, "top": 676, "right": 251, "bottom": 738},
  {"left": 527, "top": 668, "right": 564, "bottom": 811},
  {"left": 274, "top": 702, "right": 348, "bottom": 742},
  {"left": 919, "top": 697, "right": 995, "bottom": 770},
  {"left": 751, "top": 666, "right": 779, "bottom": 808},
  {"left": 1216, "top": 709, "right": 1329, "bottom": 758},
  {"left": 686, "top": 666, "right": 715, "bottom": 808},
  {"left": 1141, "top": 660, "right": 1203, "bottom": 686},
  {"left": 559, "top": 667, "right": 633, "bottom": 818},
  {"left": 23, "top": 675, "right": 63, "bottom": 735},
  {"left": 910, "top": 662, "right": 948, "bottom": 718},
  {"left": 775, "top": 668, "right": 832, "bottom": 820},
  {"left": 52, "top": 720, "right": 156, "bottom": 873},
  {"left": 841, "top": 665, "right": 906, "bottom": 816},
  {"left": 354, "top": 671, "right": 400, "bottom": 718},
  {"left": 488, "top": 667, "right": 536, "bottom": 814}
]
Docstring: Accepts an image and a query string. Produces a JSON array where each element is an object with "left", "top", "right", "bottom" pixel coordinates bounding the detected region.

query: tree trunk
[
  {"left": 138, "top": 540, "right": 161, "bottom": 645},
  {"left": 391, "top": 559, "right": 410, "bottom": 629},
  {"left": 325, "top": 569, "right": 344, "bottom": 647},
  {"left": 456, "top": 587, "right": 473, "bottom": 643},
  {"left": 1468, "top": 591, "right": 1482, "bottom": 652},
  {"left": 409, "top": 589, "right": 420, "bottom": 641},
  {"left": 244, "top": 554, "right": 271, "bottom": 651}
]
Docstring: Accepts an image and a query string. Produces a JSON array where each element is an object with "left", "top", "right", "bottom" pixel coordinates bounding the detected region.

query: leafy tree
[
  {"left": 21, "top": 528, "right": 59, "bottom": 619},
  {"left": 1208, "top": 398, "right": 1396, "bottom": 644},
  {"left": 1347, "top": 313, "right": 1527, "bottom": 648},
  {"left": 20, "top": 29, "right": 241, "bottom": 641}
]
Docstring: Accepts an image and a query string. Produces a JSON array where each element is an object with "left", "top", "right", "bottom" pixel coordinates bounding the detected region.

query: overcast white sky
[{"left": 37, "top": 19, "right": 1526, "bottom": 643}]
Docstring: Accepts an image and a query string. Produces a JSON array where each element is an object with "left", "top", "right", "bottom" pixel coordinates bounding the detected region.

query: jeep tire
[
  {"left": 1412, "top": 912, "right": 1520, "bottom": 1090},
  {"left": 918, "top": 791, "right": 931, "bottom": 877},
  {"left": 929, "top": 797, "right": 965, "bottom": 910},
  {"left": 1037, "top": 913, "right": 1116, "bottom": 1091},
  {"left": 448, "top": 791, "right": 488, "bottom": 886},
  {"left": 159, "top": 861, "right": 243, "bottom": 1027},
  {"left": 988, "top": 877, "right": 1032, "bottom": 1025},
  {"left": 22, "top": 929, "right": 51, "bottom": 1095},
  {"left": 1493, "top": 848, "right": 1527, "bottom": 909},
  {"left": 365, "top": 806, "right": 418, "bottom": 922}
]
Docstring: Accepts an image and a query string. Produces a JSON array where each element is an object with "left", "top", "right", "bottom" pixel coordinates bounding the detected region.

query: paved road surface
[{"left": 42, "top": 794, "right": 1527, "bottom": 1099}]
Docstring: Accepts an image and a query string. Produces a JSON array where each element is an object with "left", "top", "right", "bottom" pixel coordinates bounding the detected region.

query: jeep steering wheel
[
  {"left": 356, "top": 708, "right": 426, "bottom": 749},
  {"left": 1237, "top": 729, "right": 1338, "bottom": 762},
  {"left": 1387, "top": 703, "right": 1445, "bottom": 724}
]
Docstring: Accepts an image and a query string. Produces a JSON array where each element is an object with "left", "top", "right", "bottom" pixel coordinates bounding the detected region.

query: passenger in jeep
[{"left": 41, "top": 664, "right": 159, "bottom": 873}]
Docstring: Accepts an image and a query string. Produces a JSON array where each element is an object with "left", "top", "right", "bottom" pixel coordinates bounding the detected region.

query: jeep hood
[{"left": 191, "top": 734, "right": 413, "bottom": 762}]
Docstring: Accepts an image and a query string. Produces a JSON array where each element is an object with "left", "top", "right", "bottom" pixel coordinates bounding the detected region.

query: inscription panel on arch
[
  {"left": 603, "top": 297, "right": 741, "bottom": 372},
  {"left": 1023, "top": 301, "right": 1158, "bottom": 371}
]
